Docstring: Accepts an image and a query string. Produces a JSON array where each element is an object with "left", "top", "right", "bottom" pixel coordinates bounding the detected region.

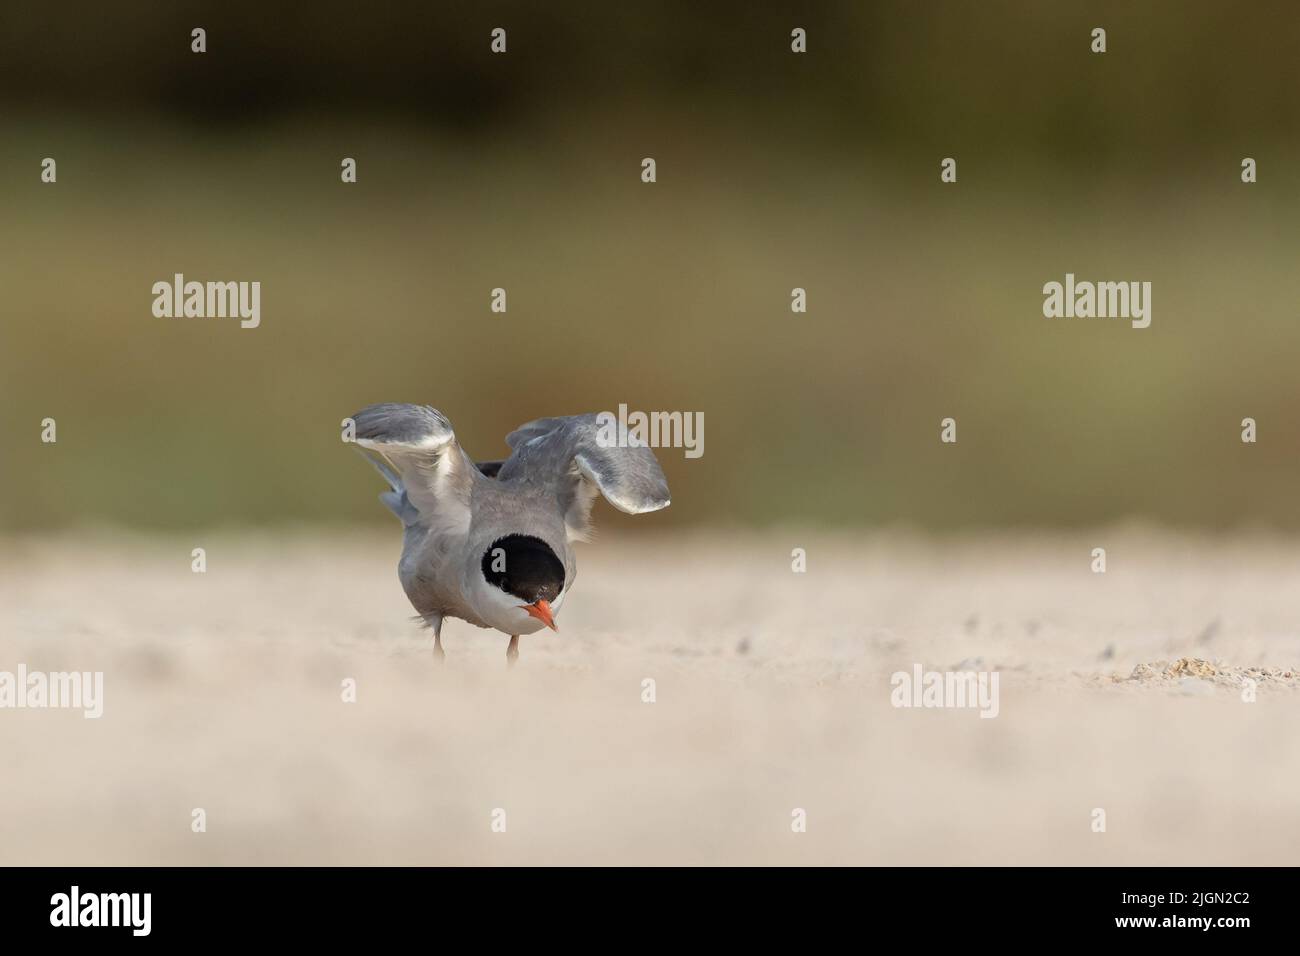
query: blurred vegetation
[{"left": 2, "top": 2, "right": 1300, "bottom": 532}]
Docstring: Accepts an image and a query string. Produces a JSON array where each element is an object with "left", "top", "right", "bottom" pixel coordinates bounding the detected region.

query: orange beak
[{"left": 522, "top": 599, "right": 557, "bottom": 631}]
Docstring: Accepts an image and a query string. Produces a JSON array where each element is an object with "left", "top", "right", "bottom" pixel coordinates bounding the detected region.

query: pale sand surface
[{"left": 1, "top": 527, "right": 1298, "bottom": 865}]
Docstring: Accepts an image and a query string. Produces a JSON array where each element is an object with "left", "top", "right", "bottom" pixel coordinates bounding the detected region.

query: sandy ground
[{"left": 2, "top": 526, "right": 1298, "bottom": 866}]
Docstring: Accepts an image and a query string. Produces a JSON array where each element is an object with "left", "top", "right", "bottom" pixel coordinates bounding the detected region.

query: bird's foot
[
  {"left": 433, "top": 636, "right": 446, "bottom": 663},
  {"left": 506, "top": 634, "right": 519, "bottom": 667}
]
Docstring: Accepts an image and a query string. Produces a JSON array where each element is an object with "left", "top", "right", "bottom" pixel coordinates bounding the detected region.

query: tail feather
[
  {"left": 352, "top": 445, "right": 417, "bottom": 522},
  {"left": 354, "top": 445, "right": 401, "bottom": 492},
  {"left": 380, "top": 489, "right": 420, "bottom": 524}
]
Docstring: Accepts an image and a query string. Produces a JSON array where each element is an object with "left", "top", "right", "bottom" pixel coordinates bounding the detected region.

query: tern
[{"left": 349, "top": 403, "right": 670, "bottom": 664}]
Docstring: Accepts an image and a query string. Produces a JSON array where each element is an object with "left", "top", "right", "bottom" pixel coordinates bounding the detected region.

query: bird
[{"left": 348, "top": 403, "right": 671, "bottom": 664}]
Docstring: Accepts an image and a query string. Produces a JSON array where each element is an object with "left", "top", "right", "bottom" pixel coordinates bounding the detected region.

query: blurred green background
[{"left": 2, "top": 1, "right": 1299, "bottom": 532}]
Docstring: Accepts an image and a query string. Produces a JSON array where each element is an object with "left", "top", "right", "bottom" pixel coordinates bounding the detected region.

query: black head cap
[{"left": 481, "top": 534, "right": 565, "bottom": 604}]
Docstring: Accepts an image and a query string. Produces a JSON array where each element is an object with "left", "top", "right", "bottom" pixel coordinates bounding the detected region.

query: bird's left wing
[{"left": 501, "top": 413, "right": 671, "bottom": 540}]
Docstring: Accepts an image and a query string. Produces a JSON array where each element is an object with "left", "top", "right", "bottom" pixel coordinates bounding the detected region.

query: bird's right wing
[{"left": 348, "top": 403, "right": 476, "bottom": 532}]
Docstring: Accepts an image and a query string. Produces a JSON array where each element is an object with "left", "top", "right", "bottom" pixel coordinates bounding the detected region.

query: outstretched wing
[
  {"left": 501, "top": 413, "right": 671, "bottom": 539},
  {"left": 349, "top": 403, "right": 476, "bottom": 532}
]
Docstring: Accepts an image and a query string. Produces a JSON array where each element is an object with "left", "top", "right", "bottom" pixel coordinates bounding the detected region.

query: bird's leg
[
  {"left": 428, "top": 616, "right": 445, "bottom": 663},
  {"left": 506, "top": 634, "right": 519, "bottom": 666}
]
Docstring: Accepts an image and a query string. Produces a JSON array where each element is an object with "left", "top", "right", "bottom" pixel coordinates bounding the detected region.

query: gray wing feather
[
  {"left": 349, "top": 403, "right": 474, "bottom": 530},
  {"left": 501, "top": 413, "right": 670, "bottom": 538},
  {"left": 504, "top": 417, "right": 569, "bottom": 450},
  {"left": 355, "top": 403, "right": 456, "bottom": 446}
]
